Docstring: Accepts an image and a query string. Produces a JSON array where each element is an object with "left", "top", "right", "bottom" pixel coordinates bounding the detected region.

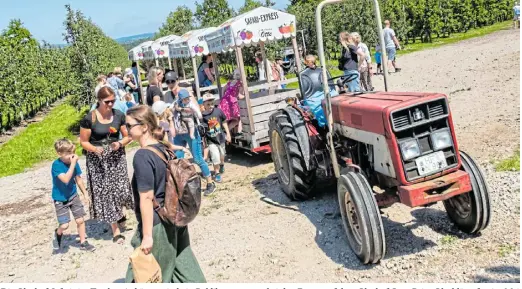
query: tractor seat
[{"left": 297, "top": 66, "right": 336, "bottom": 101}]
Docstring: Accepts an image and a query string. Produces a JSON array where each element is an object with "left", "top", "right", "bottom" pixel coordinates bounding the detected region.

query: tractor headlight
[
  {"left": 400, "top": 139, "right": 421, "bottom": 161},
  {"left": 431, "top": 129, "right": 452, "bottom": 151}
]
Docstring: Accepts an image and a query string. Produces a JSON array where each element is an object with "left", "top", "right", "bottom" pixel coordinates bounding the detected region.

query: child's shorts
[
  {"left": 375, "top": 52, "right": 381, "bottom": 64},
  {"left": 54, "top": 194, "right": 86, "bottom": 224},
  {"left": 208, "top": 142, "right": 226, "bottom": 165}
]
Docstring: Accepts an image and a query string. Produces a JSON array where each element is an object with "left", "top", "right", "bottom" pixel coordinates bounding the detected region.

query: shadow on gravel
[
  {"left": 411, "top": 208, "right": 476, "bottom": 240},
  {"left": 473, "top": 266, "right": 520, "bottom": 283},
  {"left": 253, "top": 173, "right": 438, "bottom": 270},
  {"left": 224, "top": 147, "right": 273, "bottom": 168},
  {"left": 85, "top": 219, "right": 115, "bottom": 241}
]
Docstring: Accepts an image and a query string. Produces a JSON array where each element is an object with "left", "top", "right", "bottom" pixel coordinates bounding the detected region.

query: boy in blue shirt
[{"left": 52, "top": 139, "right": 95, "bottom": 252}]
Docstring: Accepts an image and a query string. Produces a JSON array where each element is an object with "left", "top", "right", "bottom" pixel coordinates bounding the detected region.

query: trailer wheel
[
  {"left": 338, "top": 172, "right": 386, "bottom": 264},
  {"left": 269, "top": 110, "right": 316, "bottom": 200},
  {"left": 443, "top": 151, "right": 491, "bottom": 234}
]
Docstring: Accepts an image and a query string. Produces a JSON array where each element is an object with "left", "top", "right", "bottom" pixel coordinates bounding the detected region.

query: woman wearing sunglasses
[{"left": 79, "top": 86, "right": 135, "bottom": 244}]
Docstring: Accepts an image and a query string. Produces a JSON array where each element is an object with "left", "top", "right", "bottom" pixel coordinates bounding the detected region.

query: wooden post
[
  {"left": 191, "top": 57, "right": 201, "bottom": 99},
  {"left": 259, "top": 42, "right": 272, "bottom": 83},
  {"left": 172, "top": 58, "right": 179, "bottom": 78},
  {"left": 212, "top": 53, "right": 222, "bottom": 98},
  {"left": 291, "top": 36, "right": 302, "bottom": 73},
  {"left": 236, "top": 47, "right": 255, "bottom": 134},
  {"left": 180, "top": 58, "right": 186, "bottom": 79}
]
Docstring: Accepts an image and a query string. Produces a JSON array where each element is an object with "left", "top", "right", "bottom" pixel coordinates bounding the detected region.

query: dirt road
[{"left": 0, "top": 28, "right": 519, "bottom": 283}]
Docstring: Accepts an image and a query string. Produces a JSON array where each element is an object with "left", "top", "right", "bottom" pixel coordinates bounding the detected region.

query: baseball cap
[
  {"left": 165, "top": 71, "right": 178, "bottom": 82},
  {"left": 202, "top": 93, "right": 217, "bottom": 102},
  {"left": 151, "top": 101, "right": 172, "bottom": 115},
  {"left": 178, "top": 89, "right": 190, "bottom": 100},
  {"left": 124, "top": 68, "right": 133, "bottom": 76}
]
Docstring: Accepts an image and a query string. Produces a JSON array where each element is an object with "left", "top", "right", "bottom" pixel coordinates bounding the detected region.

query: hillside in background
[{"left": 114, "top": 32, "right": 154, "bottom": 44}]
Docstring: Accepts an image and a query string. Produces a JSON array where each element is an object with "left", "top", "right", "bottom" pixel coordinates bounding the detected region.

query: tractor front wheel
[
  {"left": 338, "top": 172, "right": 386, "bottom": 264},
  {"left": 443, "top": 151, "right": 491, "bottom": 234},
  {"left": 269, "top": 110, "right": 317, "bottom": 200}
]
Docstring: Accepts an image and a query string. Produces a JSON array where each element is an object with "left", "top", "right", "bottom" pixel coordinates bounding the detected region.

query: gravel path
[{"left": 0, "top": 28, "right": 519, "bottom": 283}]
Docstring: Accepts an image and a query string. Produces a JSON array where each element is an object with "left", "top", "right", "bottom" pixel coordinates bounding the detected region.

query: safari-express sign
[{"left": 237, "top": 11, "right": 295, "bottom": 42}]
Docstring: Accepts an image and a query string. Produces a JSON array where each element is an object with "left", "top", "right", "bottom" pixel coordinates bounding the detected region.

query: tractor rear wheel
[
  {"left": 338, "top": 172, "right": 386, "bottom": 264},
  {"left": 269, "top": 110, "right": 316, "bottom": 200},
  {"left": 443, "top": 151, "right": 491, "bottom": 234}
]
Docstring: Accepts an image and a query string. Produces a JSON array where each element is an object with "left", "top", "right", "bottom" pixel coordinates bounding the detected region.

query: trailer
[{"left": 203, "top": 6, "right": 303, "bottom": 153}]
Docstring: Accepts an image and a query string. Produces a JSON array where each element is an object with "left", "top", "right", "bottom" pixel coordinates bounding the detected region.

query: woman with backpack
[{"left": 124, "top": 105, "right": 206, "bottom": 283}]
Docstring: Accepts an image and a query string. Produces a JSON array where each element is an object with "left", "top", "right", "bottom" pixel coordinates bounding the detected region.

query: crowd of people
[{"left": 48, "top": 19, "right": 403, "bottom": 283}]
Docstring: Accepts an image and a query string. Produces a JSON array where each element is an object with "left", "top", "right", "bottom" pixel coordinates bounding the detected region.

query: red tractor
[{"left": 268, "top": 0, "right": 491, "bottom": 264}]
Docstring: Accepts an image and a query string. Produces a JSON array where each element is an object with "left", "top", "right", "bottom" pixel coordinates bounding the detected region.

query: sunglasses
[
  {"left": 166, "top": 80, "right": 176, "bottom": 84},
  {"left": 125, "top": 123, "right": 142, "bottom": 131},
  {"left": 103, "top": 99, "right": 116, "bottom": 105}
]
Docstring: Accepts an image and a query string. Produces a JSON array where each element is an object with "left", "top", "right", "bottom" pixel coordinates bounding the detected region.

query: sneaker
[
  {"left": 80, "top": 241, "right": 96, "bottom": 252},
  {"left": 53, "top": 229, "right": 63, "bottom": 250},
  {"left": 214, "top": 174, "right": 222, "bottom": 183},
  {"left": 219, "top": 164, "right": 225, "bottom": 174},
  {"left": 204, "top": 182, "right": 216, "bottom": 196}
]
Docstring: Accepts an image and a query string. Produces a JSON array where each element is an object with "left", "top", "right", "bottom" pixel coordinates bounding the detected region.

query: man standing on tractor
[{"left": 383, "top": 20, "right": 401, "bottom": 73}]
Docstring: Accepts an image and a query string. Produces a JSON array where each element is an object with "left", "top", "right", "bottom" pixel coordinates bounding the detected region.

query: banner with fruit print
[
  {"left": 141, "top": 34, "right": 179, "bottom": 60},
  {"left": 204, "top": 7, "right": 296, "bottom": 54},
  {"left": 169, "top": 27, "right": 216, "bottom": 59},
  {"left": 128, "top": 41, "right": 153, "bottom": 61}
]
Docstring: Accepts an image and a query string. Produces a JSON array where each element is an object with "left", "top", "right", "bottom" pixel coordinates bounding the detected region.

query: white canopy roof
[
  {"left": 128, "top": 40, "right": 153, "bottom": 61},
  {"left": 205, "top": 7, "right": 296, "bottom": 54},
  {"left": 142, "top": 34, "right": 180, "bottom": 60},
  {"left": 169, "top": 27, "right": 217, "bottom": 59}
]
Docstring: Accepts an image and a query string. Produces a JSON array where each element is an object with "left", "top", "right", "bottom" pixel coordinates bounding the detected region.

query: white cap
[{"left": 151, "top": 101, "right": 172, "bottom": 115}]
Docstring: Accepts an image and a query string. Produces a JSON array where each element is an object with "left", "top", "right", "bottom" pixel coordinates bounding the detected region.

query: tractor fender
[{"left": 281, "top": 107, "right": 315, "bottom": 171}]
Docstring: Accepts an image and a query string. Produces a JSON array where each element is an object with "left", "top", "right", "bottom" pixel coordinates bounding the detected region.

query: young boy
[
  {"left": 52, "top": 139, "right": 95, "bottom": 252},
  {"left": 201, "top": 93, "right": 231, "bottom": 184},
  {"left": 375, "top": 44, "right": 382, "bottom": 74}
]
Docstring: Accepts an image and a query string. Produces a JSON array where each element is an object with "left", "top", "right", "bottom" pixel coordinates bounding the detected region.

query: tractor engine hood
[{"left": 329, "top": 91, "right": 447, "bottom": 136}]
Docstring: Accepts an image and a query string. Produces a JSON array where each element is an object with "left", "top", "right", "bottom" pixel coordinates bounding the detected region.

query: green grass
[
  {"left": 0, "top": 98, "right": 87, "bottom": 178},
  {"left": 440, "top": 235, "right": 458, "bottom": 245},
  {"left": 396, "top": 21, "right": 511, "bottom": 56},
  {"left": 495, "top": 149, "right": 520, "bottom": 172}
]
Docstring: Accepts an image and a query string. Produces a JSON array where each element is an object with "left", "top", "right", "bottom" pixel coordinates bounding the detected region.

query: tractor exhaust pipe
[{"left": 315, "top": 0, "right": 389, "bottom": 179}]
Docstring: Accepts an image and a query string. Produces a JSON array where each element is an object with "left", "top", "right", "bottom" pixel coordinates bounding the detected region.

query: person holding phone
[{"left": 79, "top": 86, "right": 134, "bottom": 244}]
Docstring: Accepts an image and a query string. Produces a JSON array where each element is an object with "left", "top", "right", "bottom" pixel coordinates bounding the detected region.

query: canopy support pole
[
  {"left": 155, "top": 58, "right": 159, "bottom": 67},
  {"left": 236, "top": 47, "right": 255, "bottom": 134},
  {"left": 172, "top": 58, "right": 179, "bottom": 78},
  {"left": 136, "top": 60, "right": 145, "bottom": 104},
  {"left": 168, "top": 58, "right": 172, "bottom": 70},
  {"left": 191, "top": 57, "right": 201, "bottom": 99},
  {"left": 180, "top": 58, "right": 186, "bottom": 79},
  {"left": 212, "top": 53, "right": 222, "bottom": 98},
  {"left": 291, "top": 36, "right": 302, "bottom": 73}
]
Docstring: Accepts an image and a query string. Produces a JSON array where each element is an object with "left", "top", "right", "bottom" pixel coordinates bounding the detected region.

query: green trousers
[{"left": 125, "top": 222, "right": 206, "bottom": 283}]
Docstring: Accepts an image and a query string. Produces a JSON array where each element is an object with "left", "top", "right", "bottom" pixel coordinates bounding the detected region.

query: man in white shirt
[{"left": 383, "top": 20, "right": 401, "bottom": 73}]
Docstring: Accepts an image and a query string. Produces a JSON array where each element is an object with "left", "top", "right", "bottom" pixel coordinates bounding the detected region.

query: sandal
[
  {"left": 117, "top": 216, "right": 127, "bottom": 224},
  {"left": 117, "top": 216, "right": 128, "bottom": 231},
  {"left": 113, "top": 234, "right": 125, "bottom": 244}
]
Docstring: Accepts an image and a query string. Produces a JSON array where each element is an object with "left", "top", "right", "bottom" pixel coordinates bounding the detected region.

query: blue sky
[{"left": 0, "top": 0, "right": 290, "bottom": 44}]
